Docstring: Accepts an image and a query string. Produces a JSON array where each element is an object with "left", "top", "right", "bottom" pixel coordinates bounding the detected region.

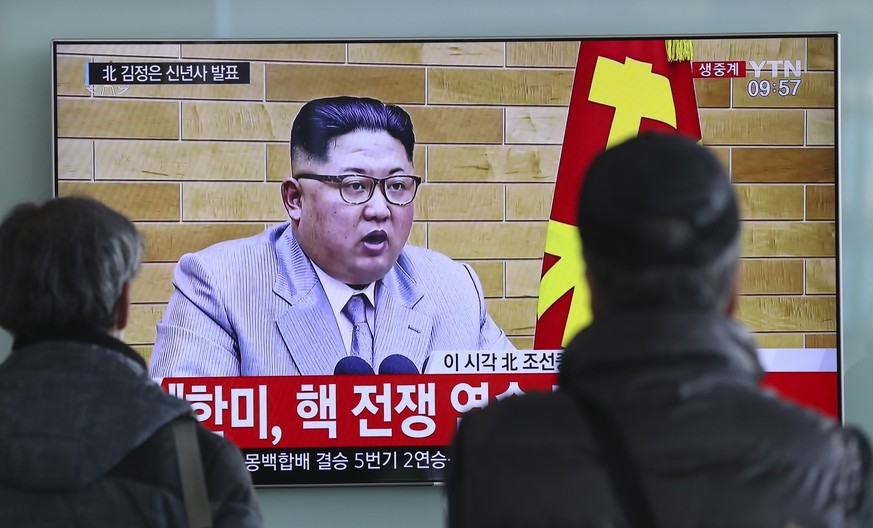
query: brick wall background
[{"left": 54, "top": 37, "right": 836, "bottom": 361}]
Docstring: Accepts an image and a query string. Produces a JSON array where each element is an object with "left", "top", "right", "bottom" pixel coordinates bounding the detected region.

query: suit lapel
[
  {"left": 273, "top": 228, "right": 346, "bottom": 376},
  {"left": 374, "top": 263, "right": 431, "bottom": 373}
]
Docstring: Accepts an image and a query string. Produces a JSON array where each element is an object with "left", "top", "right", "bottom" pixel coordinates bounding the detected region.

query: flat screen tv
[{"left": 53, "top": 33, "right": 840, "bottom": 486}]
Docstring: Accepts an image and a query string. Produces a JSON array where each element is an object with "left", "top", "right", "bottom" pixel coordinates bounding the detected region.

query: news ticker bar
[
  {"left": 245, "top": 446, "right": 447, "bottom": 486},
  {"left": 86, "top": 62, "right": 250, "bottom": 85},
  {"left": 160, "top": 366, "right": 838, "bottom": 452},
  {"left": 423, "top": 348, "right": 837, "bottom": 374},
  {"left": 163, "top": 374, "right": 559, "bottom": 449}
]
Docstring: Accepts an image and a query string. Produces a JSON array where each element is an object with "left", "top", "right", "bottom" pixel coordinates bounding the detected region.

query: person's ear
[
  {"left": 115, "top": 282, "right": 132, "bottom": 332},
  {"left": 585, "top": 267, "right": 605, "bottom": 319},
  {"left": 282, "top": 178, "right": 303, "bottom": 223}
]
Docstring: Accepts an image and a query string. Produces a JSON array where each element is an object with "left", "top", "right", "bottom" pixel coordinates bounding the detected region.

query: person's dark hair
[
  {"left": 578, "top": 132, "right": 740, "bottom": 312},
  {"left": 0, "top": 197, "right": 144, "bottom": 336},
  {"left": 290, "top": 96, "right": 415, "bottom": 164}
]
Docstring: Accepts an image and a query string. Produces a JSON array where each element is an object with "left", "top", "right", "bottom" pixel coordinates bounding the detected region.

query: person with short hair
[
  {"left": 0, "top": 197, "right": 263, "bottom": 527},
  {"left": 150, "top": 96, "right": 513, "bottom": 377},
  {"left": 447, "top": 133, "right": 872, "bottom": 528}
]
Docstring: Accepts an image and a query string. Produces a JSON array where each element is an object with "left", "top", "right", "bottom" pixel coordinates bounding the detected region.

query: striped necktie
[{"left": 342, "top": 294, "right": 374, "bottom": 366}]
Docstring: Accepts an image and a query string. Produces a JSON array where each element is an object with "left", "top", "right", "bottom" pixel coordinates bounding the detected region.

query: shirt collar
[{"left": 311, "top": 262, "right": 377, "bottom": 319}]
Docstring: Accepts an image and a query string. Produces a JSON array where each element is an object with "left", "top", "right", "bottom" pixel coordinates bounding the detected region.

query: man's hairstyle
[
  {"left": 577, "top": 133, "right": 741, "bottom": 312},
  {"left": 290, "top": 96, "right": 415, "bottom": 164},
  {"left": 0, "top": 197, "right": 144, "bottom": 336}
]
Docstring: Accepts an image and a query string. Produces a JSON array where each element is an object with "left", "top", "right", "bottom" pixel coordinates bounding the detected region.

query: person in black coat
[
  {"left": 0, "top": 197, "right": 263, "bottom": 527},
  {"left": 447, "top": 133, "right": 872, "bottom": 528}
]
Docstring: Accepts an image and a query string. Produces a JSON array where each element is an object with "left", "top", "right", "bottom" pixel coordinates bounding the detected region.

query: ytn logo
[{"left": 749, "top": 60, "right": 802, "bottom": 78}]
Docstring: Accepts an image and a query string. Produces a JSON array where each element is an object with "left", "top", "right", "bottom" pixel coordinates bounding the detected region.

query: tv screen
[{"left": 53, "top": 34, "right": 839, "bottom": 486}]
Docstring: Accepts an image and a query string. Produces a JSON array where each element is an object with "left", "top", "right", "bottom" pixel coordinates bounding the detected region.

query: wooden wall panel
[
  {"left": 182, "top": 43, "right": 345, "bottom": 62},
  {"left": 429, "top": 68, "right": 573, "bottom": 105},
  {"left": 806, "top": 185, "right": 835, "bottom": 220},
  {"left": 735, "top": 185, "right": 804, "bottom": 220},
  {"left": 58, "top": 99, "right": 179, "bottom": 139},
  {"left": 266, "top": 64, "right": 425, "bottom": 104},
  {"left": 807, "top": 38, "right": 836, "bottom": 71},
  {"left": 807, "top": 110, "right": 835, "bottom": 146},
  {"left": 505, "top": 108, "right": 568, "bottom": 144},
  {"left": 505, "top": 260, "right": 543, "bottom": 298},
  {"left": 406, "top": 107, "right": 503, "bottom": 144},
  {"left": 56, "top": 56, "right": 91, "bottom": 96},
  {"left": 505, "top": 41, "right": 579, "bottom": 68},
  {"left": 464, "top": 261, "right": 505, "bottom": 298},
  {"left": 694, "top": 78, "right": 730, "bottom": 108},
  {"left": 140, "top": 224, "right": 265, "bottom": 262},
  {"left": 409, "top": 223, "right": 427, "bottom": 247},
  {"left": 805, "top": 333, "right": 837, "bottom": 348},
  {"left": 428, "top": 146, "right": 559, "bottom": 182},
  {"left": 506, "top": 184, "right": 554, "bottom": 221},
  {"left": 736, "top": 296, "right": 836, "bottom": 332},
  {"left": 125, "top": 305, "right": 166, "bottom": 345},
  {"left": 691, "top": 38, "right": 804, "bottom": 63},
  {"left": 182, "top": 102, "right": 300, "bottom": 141},
  {"left": 429, "top": 222, "right": 547, "bottom": 259},
  {"left": 131, "top": 263, "right": 176, "bottom": 304},
  {"left": 700, "top": 109, "right": 804, "bottom": 146},
  {"left": 509, "top": 336, "right": 535, "bottom": 349},
  {"left": 57, "top": 139, "right": 93, "bottom": 180},
  {"left": 349, "top": 42, "right": 504, "bottom": 66},
  {"left": 57, "top": 44, "right": 180, "bottom": 57},
  {"left": 738, "top": 259, "right": 804, "bottom": 294},
  {"left": 183, "top": 183, "right": 286, "bottom": 221},
  {"left": 416, "top": 184, "right": 504, "bottom": 221},
  {"left": 741, "top": 222, "right": 834, "bottom": 257},
  {"left": 754, "top": 333, "right": 804, "bottom": 348},
  {"left": 806, "top": 258, "right": 836, "bottom": 294},
  {"left": 58, "top": 182, "right": 181, "bottom": 221},
  {"left": 96, "top": 141, "right": 264, "bottom": 181},
  {"left": 732, "top": 148, "right": 834, "bottom": 183},
  {"left": 486, "top": 299, "right": 538, "bottom": 335}
]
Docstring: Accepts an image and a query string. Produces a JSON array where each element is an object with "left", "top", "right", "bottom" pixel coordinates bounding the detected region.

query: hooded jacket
[
  {"left": 0, "top": 329, "right": 263, "bottom": 527},
  {"left": 448, "top": 311, "right": 871, "bottom": 528}
]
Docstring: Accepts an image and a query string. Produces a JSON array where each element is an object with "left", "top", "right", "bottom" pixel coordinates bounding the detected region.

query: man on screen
[
  {"left": 447, "top": 133, "right": 872, "bottom": 527},
  {"left": 150, "top": 96, "right": 513, "bottom": 377}
]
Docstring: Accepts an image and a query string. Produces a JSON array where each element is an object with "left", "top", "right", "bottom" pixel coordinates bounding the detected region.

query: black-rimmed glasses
[{"left": 294, "top": 173, "right": 422, "bottom": 206}]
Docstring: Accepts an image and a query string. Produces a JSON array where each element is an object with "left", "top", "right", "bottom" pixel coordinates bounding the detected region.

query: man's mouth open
[{"left": 362, "top": 230, "right": 389, "bottom": 253}]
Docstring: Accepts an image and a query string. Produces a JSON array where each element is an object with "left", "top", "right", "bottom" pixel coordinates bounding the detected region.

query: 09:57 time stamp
[{"left": 747, "top": 79, "right": 801, "bottom": 97}]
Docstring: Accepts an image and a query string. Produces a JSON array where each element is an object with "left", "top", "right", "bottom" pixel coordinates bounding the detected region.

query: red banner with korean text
[
  {"left": 534, "top": 39, "right": 703, "bottom": 349},
  {"left": 163, "top": 374, "right": 558, "bottom": 449},
  {"left": 161, "top": 372, "right": 836, "bottom": 451},
  {"left": 159, "top": 345, "right": 837, "bottom": 486}
]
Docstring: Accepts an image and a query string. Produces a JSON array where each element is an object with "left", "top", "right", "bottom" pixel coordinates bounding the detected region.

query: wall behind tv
[{"left": 1, "top": 0, "right": 871, "bottom": 527}]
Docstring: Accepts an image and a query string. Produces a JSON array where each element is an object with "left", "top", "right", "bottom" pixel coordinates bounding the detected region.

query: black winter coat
[
  {"left": 0, "top": 329, "right": 263, "bottom": 527},
  {"left": 448, "top": 311, "right": 871, "bottom": 528}
]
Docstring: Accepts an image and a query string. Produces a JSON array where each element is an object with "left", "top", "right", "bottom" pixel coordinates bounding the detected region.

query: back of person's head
[
  {"left": 578, "top": 132, "right": 740, "bottom": 313},
  {"left": 0, "top": 197, "right": 143, "bottom": 337},
  {"left": 290, "top": 96, "right": 415, "bottom": 164}
]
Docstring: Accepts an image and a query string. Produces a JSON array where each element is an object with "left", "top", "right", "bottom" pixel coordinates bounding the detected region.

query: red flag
[{"left": 534, "top": 39, "right": 703, "bottom": 349}]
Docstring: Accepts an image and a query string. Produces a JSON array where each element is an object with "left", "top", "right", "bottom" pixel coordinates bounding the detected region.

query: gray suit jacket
[{"left": 149, "top": 223, "right": 514, "bottom": 376}]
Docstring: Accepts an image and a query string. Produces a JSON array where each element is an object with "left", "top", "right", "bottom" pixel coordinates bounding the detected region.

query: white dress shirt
[{"left": 311, "top": 262, "right": 377, "bottom": 356}]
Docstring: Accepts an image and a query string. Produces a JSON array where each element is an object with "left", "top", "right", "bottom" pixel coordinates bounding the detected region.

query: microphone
[
  {"left": 334, "top": 356, "right": 375, "bottom": 375},
  {"left": 378, "top": 354, "right": 420, "bottom": 375}
]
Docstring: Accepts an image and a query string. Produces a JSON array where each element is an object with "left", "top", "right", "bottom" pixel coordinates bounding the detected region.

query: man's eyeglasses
[{"left": 294, "top": 173, "right": 422, "bottom": 206}]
